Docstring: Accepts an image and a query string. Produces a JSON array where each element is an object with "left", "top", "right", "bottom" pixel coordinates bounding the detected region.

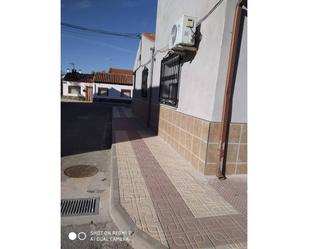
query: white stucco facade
[
  {"left": 133, "top": 33, "right": 155, "bottom": 98},
  {"left": 93, "top": 82, "right": 133, "bottom": 100},
  {"left": 150, "top": 0, "right": 247, "bottom": 123},
  {"left": 62, "top": 81, "right": 93, "bottom": 97}
]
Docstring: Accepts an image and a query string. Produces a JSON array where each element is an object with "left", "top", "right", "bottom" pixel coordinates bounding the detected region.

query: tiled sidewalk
[{"left": 113, "top": 106, "right": 247, "bottom": 249}]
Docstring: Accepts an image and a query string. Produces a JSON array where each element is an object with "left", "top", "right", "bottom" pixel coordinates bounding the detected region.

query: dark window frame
[
  {"left": 68, "top": 85, "right": 81, "bottom": 94},
  {"left": 121, "top": 89, "right": 131, "bottom": 97},
  {"left": 159, "top": 54, "right": 181, "bottom": 106},
  {"left": 98, "top": 87, "right": 109, "bottom": 96},
  {"left": 141, "top": 67, "right": 148, "bottom": 98}
]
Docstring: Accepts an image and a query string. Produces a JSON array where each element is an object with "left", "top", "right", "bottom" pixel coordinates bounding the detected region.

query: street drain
[
  {"left": 61, "top": 197, "right": 99, "bottom": 216},
  {"left": 64, "top": 165, "right": 98, "bottom": 178}
]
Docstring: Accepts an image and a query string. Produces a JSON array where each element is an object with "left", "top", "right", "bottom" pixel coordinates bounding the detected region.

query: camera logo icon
[{"left": 68, "top": 232, "right": 87, "bottom": 241}]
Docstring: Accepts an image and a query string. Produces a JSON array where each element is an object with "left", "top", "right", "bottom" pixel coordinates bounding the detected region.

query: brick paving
[{"left": 113, "top": 106, "right": 247, "bottom": 249}]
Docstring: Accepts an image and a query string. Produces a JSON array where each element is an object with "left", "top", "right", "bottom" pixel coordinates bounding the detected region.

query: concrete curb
[{"left": 109, "top": 143, "right": 168, "bottom": 249}]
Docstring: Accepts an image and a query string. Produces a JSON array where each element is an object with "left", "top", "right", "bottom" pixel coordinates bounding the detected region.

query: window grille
[{"left": 159, "top": 54, "right": 181, "bottom": 106}]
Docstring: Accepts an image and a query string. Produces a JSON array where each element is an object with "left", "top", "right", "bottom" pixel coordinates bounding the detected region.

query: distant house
[
  {"left": 62, "top": 69, "right": 94, "bottom": 101},
  {"left": 93, "top": 68, "right": 133, "bottom": 103},
  {"left": 132, "top": 33, "right": 155, "bottom": 122}
]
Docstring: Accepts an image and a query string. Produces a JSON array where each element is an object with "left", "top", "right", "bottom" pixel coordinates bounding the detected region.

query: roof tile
[
  {"left": 94, "top": 72, "right": 133, "bottom": 85},
  {"left": 63, "top": 72, "right": 94, "bottom": 83}
]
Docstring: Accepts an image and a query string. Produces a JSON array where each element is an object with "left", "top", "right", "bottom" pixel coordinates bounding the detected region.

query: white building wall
[
  {"left": 93, "top": 83, "right": 133, "bottom": 100},
  {"left": 62, "top": 81, "right": 93, "bottom": 97},
  {"left": 133, "top": 34, "right": 155, "bottom": 98},
  {"left": 212, "top": 0, "right": 247, "bottom": 123},
  {"left": 152, "top": 0, "right": 247, "bottom": 123}
]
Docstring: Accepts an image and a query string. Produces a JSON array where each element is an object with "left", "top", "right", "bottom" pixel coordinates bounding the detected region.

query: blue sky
[{"left": 61, "top": 0, "right": 157, "bottom": 74}]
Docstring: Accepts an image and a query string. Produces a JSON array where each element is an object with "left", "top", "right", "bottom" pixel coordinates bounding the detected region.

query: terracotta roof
[
  {"left": 108, "top": 68, "right": 133, "bottom": 75},
  {"left": 143, "top": 32, "right": 155, "bottom": 42},
  {"left": 94, "top": 72, "right": 133, "bottom": 85},
  {"left": 63, "top": 72, "right": 94, "bottom": 83}
]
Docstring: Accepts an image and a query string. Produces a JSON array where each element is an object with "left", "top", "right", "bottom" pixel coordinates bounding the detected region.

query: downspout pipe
[
  {"left": 216, "top": 0, "right": 247, "bottom": 179},
  {"left": 147, "top": 47, "right": 155, "bottom": 128}
]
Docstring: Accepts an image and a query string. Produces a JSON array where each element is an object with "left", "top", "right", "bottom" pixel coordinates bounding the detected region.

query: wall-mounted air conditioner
[{"left": 169, "top": 15, "right": 197, "bottom": 51}]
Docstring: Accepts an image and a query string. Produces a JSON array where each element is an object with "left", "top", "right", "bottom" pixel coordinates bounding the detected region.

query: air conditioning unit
[{"left": 169, "top": 15, "right": 197, "bottom": 51}]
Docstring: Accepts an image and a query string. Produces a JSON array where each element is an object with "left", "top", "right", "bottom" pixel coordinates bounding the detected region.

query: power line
[
  {"left": 61, "top": 22, "right": 141, "bottom": 39},
  {"left": 62, "top": 32, "right": 135, "bottom": 54},
  {"left": 197, "top": 0, "right": 225, "bottom": 26}
]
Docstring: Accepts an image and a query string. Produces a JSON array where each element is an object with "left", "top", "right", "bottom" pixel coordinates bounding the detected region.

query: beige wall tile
[
  {"left": 238, "top": 144, "right": 247, "bottom": 162},
  {"left": 197, "top": 119, "right": 203, "bottom": 137},
  {"left": 199, "top": 141, "right": 207, "bottom": 161},
  {"left": 226, "top": 164, "right": 236, "bottom": 175},
  {"left": 189, "top": 117, "right": 195, "bottom": 134},
  {"left": 158, "top": 111, "right": 246, "bottom": 176},
  {"left": 241, "top": 124, "right": 247, "bottom": 143},
  {"left": 193, "top": 119, "right": 201, "bottom": 137},
  {"left": 179, "top": 130, "right": 186, "bottom": 145},
  {"left": 228, "top": 124, "right": 241, "bottom": 143},
  {"left": 226, "top": 144, "right": 238, "bottom": 163},
  {"left": 208, "top": 123, "right": 221, "bottom": 143},
  {"left": 185, "top": 115, "right": 191, "bottom": 133},
  {"left": 205, "top": 164, "right": 217, "bottom": 175},
  {"left": 236, "top": 163, "right": 247, "bottom": 174},
  {"left": 166, "top": 123, "right": 170, "bottom": 135},
  {"left": 192, "top": 137, "right": 200, "bottom": 156},
  {"left": 163, "top": 108, "right": 167, "bottom": 121},
  {"left": 175, "top": 127, "right": 180, "bottom": 142},
  {"left": 177, "top": 112, "right": 182, "bottom": 128},
  {"left": 171, "top": 111, "right": 175, "bottom": 125},
  {"left": 181, "top": 114, "right": 187, "bottom": 130},
  {"left": 206, "top": 143, "right": 218, "bottom": 163},
  {"left": 163, "top": 108, "right": 167, "bottom": 120},
  {"left": 166, "top": 109, "right": 170, "bottom": 122},
  {"left": 174, "top": 112, "right": 178, "bottom": 127},
  {"left": 201, "top": 121, "right": 209, "bottom": 142},
  {"left": 185, "top": 133, "right": 193, "bottom": 150}
]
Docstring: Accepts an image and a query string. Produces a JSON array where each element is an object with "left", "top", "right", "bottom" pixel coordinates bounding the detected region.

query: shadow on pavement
[{"left": 61, "top": 102, "right": 112, "bottom": 157}]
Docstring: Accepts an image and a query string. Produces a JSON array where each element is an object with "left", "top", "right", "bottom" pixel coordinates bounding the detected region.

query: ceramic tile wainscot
[{"left": 157, "top": 105, "right": 247, "bottom": 175}]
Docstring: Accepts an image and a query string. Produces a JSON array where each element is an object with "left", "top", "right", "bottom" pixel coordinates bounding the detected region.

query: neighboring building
[
  {"left": 93, "top": 68, "right": 133, "bottom": 103},
  {"left": 62, "top": 70, "right": 94, "bottom": 101},
  {"left": 61, "top": 74, "right": 65, "bottom": 96},
  {"left": 133, "top": 32, "right": 156, "bottom": 123},
  {"left": 132, "top": 0, "right": 247, "bottom": 176}
]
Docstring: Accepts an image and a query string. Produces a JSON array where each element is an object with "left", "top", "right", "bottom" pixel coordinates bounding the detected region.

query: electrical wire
[
  {"left": 61, "top": 22, "right": 141, "bottom": 39},
  {"left": 197, "top": 0, "right": 225, "bottom": 26}
]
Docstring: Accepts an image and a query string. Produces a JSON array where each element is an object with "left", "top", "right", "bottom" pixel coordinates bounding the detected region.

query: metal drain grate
[{"left": 61, "top": 198, "right": 99, "bottom": 216}]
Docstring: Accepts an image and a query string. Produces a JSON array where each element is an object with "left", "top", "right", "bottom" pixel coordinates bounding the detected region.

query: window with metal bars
[
  {"left": 141, "top": 67, "right": 148, "bottom": 98},
  {"left": 159, "top": 54, "right": 181, "bottom": 106}
]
